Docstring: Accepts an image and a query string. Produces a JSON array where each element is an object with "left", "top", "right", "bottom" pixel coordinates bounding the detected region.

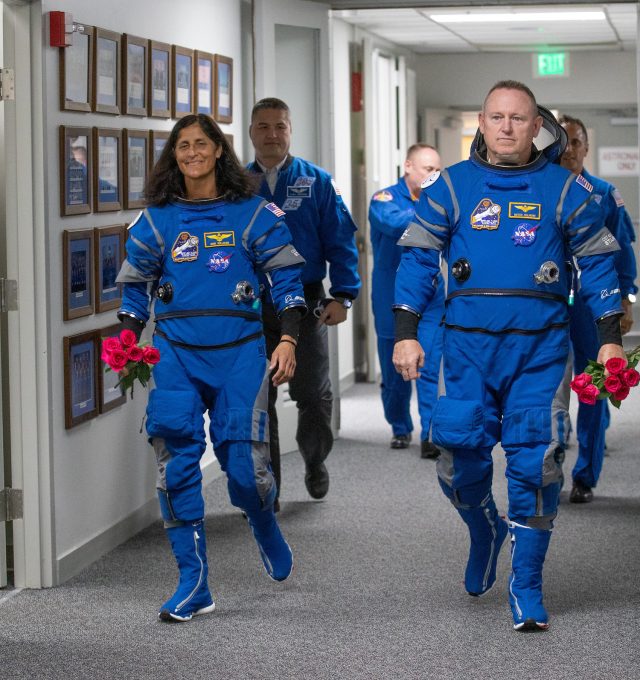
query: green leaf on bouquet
[{"left": 609, "top": 397, "right": 622, "bottom": 409}]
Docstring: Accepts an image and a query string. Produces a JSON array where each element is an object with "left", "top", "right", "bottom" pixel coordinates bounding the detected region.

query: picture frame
[
  {"left": 97, "top": 323, "right": 127, "bottom": 413},
  {"left": 60, "top": 125, "right": 92, "bottom": 216},
  {"left": 60, "top": 24, "right": 94, "bottom": 112},
  {"left": 63, "top": 228, "right": 95, "bottom": 320},
  {"left": 123, "top": 129, "right": 149, "bottom": 210},
  {"left": 94, "top": 224, "right": 125, "bottom": 313},
  {"left": 92, "top": 127, "right": 123, "bottom": 212},
  {"left": 171, "top": 45, "right": 194, "bottom": 118},
  {"left": 122, "top": 34, "right": 148, "bottom": 116},
  {"left": 64, "top": 330, "right": 99, "bottom": 429},
  {"left": 194, "top": 50, "right": 214, "bottom": 116},
  {"left": 214, "top": 54, "right": 233, "bottom": 124},
  {"left": 93, "top": 27, "right": 121, "bottom": 114},
  {"left": 149, "top": 129, "right": 170, "bottom": 171},
  {"left": 149, "top": 40, "right": 172, "bottom": 118}
]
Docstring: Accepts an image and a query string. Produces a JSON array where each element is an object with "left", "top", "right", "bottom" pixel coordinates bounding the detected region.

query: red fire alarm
[{"left": 49, "top": 11, "right": 74, "bottom": 47}]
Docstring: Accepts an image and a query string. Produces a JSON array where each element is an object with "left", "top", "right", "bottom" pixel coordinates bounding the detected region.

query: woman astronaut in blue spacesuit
[{"left": 115, "top": 114, "right": 307, "bottom": 622}]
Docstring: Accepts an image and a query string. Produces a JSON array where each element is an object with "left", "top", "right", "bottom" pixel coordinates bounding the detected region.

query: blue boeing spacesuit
[
  {"left": 394, "top": 110, "right": 623, "bottom": 629},
  {"left": 368, "top": 177, "right": 444, "bottom": 446},
  {"left": 248, "top": 155, "right": 360, "bottom": 499},
  {"left": 117, "top": 195, "right": 306, "bottom": 620},
  {"left": 567, "top": 170, "right": 637, "bottom": 492}
]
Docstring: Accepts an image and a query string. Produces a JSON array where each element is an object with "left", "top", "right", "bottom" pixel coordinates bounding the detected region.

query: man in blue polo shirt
[{"left": 248, "top": 98, "right": 361, "bottom": 506}]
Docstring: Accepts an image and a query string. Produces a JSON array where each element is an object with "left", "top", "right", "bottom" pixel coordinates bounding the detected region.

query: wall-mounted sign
[
  {"left": 598, "top": 146, "right": 639, "bottom": 177},
  {"left": 533, "top": 52, "right": 568, "bottom": 78}
]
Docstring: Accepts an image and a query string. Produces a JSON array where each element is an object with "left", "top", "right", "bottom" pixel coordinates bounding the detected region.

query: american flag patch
[
  {"left": 612, "top": 188, "right": 625, "bottom": 207},
  {"left": 265, "top": 202, "right": 285, "bottom": 217},
  {"left": 331, "top": 178, "right": 342, "bottom": 196},
  {"left": 576, "top": 174, "right": 593, "bottom": 193}
]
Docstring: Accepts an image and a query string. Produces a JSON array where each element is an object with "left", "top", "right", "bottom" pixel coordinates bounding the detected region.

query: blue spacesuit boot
[
  {"left": 246, "top": 509, "right": 293, "bottom": 582},
  {"left": 508, "top": 522, "right": 552, "bottom": 631},
  {"left": 457, "top": 496, "right": 509, "bottom": 597},
  {"left": 159, "top": 520, "right": 215, "bottom": 622}
]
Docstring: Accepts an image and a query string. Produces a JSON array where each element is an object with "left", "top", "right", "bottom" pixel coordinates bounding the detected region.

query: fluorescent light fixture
[{"left": 430, "top": 11, "right": 606, "bottom": 24}]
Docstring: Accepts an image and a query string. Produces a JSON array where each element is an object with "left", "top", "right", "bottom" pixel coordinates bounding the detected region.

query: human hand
[
  {"left": 392, "top": 339, "right": 424, "bottom": 381},
  {"left": 597, "top": 343, "right": 627, "bottom": 376},
  {"left": 317, "top": 300, "right": 348, "bottom": 326},
  {"left": 269, "top": 337, "right": 297, "bottom": 386},
  {"left": 620, "top": 299, "right": 634, "bottom": 335}
]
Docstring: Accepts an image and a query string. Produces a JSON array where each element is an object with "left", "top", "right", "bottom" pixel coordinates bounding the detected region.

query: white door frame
[{"left": 3, "top": 0, "right": 53, "bottom": 588}]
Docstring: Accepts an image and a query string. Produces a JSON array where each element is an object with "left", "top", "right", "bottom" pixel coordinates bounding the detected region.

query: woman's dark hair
[{"left": 145, "top": 114, "right": 257, "bottom": 205}]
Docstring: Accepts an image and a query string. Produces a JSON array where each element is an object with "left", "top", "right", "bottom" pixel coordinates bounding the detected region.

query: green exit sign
[{"left": 534, "top": 52, "right": 569, "bottom": 78}]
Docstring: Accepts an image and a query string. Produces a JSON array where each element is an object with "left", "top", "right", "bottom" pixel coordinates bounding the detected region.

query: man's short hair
[
  {"left": 559, "top": 114, "right": 589, "bottom": 144},
  {"left": 406, "top": 143, "right": 437, "bottom": 161},
  {"left": 483, "top": 80, "right": 538, "bottom": 115},
  {"left": 251, "top": 97, "right": 290, "bottom": 122}
]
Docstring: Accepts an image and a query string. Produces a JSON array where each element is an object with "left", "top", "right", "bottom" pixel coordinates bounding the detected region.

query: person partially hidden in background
[{"left": 368, "top": 143, "right": 444, "bottom": 459}]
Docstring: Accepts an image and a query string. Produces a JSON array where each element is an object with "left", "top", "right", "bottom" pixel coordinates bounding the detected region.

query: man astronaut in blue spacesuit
[
  {"left": 116, "top": 114, "right": 307, "bottom": 621},
  {"left": 248, "top": 98, "right": 361, "bottom": 505},
  {"left": 368, "top": 144, "right": 445, "bottom": 457},
  {"left": 558, "top": 114, "right": 637, "bottom": 504},
  {"left": 392, "top": 81, "right": 626, "bottom": 631}
]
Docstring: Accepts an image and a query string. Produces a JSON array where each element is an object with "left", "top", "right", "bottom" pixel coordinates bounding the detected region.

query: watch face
[{"left": 627, "top": 293, "right": 637, "bottom": 304}]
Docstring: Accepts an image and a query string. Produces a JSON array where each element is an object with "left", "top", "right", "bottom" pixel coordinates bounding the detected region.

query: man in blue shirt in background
[
  {"left": 559, "top": 114, "right": 638, "bottom": 503},
  {"left": 249, "top": 98, "right": 361, "bottom": 507},
  {"left": 368, "top": 144, "right": 444, "bottom": 458}
]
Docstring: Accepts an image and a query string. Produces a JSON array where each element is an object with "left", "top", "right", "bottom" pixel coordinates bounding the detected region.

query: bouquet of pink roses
[
  {"left": 570, "top": 344, "right": 640, "bottom": 408},
  {"left": 101, "top": 329, "right": 160, "bottom": 397}
]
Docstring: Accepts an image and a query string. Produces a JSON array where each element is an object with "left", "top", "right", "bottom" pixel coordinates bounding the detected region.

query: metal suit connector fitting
[
  {"left": 231, "top": 280, "right": 255, "bottom": 304},
  {"left": 534, "top": 261, "right": 560, "bottom": 285}
]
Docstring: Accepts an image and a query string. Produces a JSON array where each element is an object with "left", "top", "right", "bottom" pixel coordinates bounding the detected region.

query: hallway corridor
[{"left": 1, "top": 381, "right": 639, "bottom": 679}]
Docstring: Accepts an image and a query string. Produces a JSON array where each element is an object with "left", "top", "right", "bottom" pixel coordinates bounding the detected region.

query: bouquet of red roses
[
  {"left": 101, "top": 329, "right": 161, "bottom": 397},
  {"left": 570, "top": 344, "right": 640, "bottom": 408}
]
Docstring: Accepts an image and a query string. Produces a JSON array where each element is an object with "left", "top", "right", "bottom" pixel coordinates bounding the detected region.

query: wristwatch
[
  {"left": 333, "top": 296, "right": 353, "bottom": 309},
  {"left": 624, "top": 293, "right": 637, "bottom": 303}
]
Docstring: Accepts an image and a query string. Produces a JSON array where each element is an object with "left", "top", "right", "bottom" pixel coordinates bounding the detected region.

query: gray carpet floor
[{"left": 1, "top": 377, "right": 639, "bottom": 679}]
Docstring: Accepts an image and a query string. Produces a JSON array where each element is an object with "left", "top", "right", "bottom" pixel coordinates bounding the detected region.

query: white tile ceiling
[{"left": 332, "top": 3, "right": 638, "bottom": 53}]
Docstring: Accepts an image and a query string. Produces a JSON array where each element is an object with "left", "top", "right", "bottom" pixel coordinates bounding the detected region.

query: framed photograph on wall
[
  {"left": 194, "top": 50, "right": 214, "bottom": 116},
  {"left": 93, "top": 27, "right": 121, "bottom": 114},
  {"left": 122, "top": 34, "right": 148, "bottom": 116},
  {"left": 92, "top": 127, "right": 123, "bottom": 212},
  {"left": 149, "top": 129, "right": 170, "bottom": 171},
  {"left": 97, "top": 323, "right": 127, "bottom": 413},
  {"left": 64, "top": 330, "right": 99, "bottom": 429},
  {"left": 214, "top": 54, "right": 233, "bottom": 124},
  {"left": 149, "top": 40, "right": 171, "bottom": 118},
  {"left": 63, "top": 228, "right": 94, "bottom": 320},
  {"left": 60, "top": 125, "right": 92, "bottom": 216},
  {"left": 123, "top": 129, "right": 148, "bottom": 210},
  {"left": 94, "top": 224, "right": 125, "bottom": 313},
  {"left": 172, "top": 45, "right": 194, "bottom": 118},
  {"left": 60, "top": 24, "right": 94, "bottom": 112}
]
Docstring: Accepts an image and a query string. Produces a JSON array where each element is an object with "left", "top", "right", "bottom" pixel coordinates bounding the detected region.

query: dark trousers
[{"left": 263, "top": 299, "right": 334, "bottom": 497}]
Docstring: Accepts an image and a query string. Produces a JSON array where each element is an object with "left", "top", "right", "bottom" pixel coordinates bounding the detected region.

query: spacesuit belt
[
  {"left": 443, "top": 321, "right": 568, "bottom": 336},
  {"left": 446, "top": 289, "right": 566, "bottom": 303},
  {"left": 154, "top": 327, "right": 263, "bottom": 351},
  {"left": 154, "top": 308, "right": 261, "bottom": 322}
]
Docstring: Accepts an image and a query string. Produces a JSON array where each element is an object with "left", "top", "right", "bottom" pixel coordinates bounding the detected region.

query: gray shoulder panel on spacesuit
[
  {"left": 397, "top": 222, "right": 445, "bottom": 250},
  {"left": 440, "top": 169, "right": 459, "bottom": 225},
  {"left": 115, "top": 259, "right": 158, "bottom": 283},
  {"left": 260, "top": 244, "right": 306, "bottom": 272},
  {"left": 572, "top": 227, "right": 620, "bottom": 257}
]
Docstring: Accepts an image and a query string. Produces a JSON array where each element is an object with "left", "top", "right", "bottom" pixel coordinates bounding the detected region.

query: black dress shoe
[
  {"left": 305, "top": 463, "right": 329, "bottom": 499},
  {"left": 569, "top": 480, "right": 593, "bottom": 503},
  {"left": 420, "top": 440, "right": 441, "bottom": 459},
  {"left": 390, "top": 434, "right": 412, "bottom": 449}
]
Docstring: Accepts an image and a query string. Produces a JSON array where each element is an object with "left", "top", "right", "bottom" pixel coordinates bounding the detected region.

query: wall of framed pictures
[
  {"left": 47, "top": 0, "right": 244, "bottom": 583},
  {"left": 57, "top": 23, "right": 236, "bottom": 428}
]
